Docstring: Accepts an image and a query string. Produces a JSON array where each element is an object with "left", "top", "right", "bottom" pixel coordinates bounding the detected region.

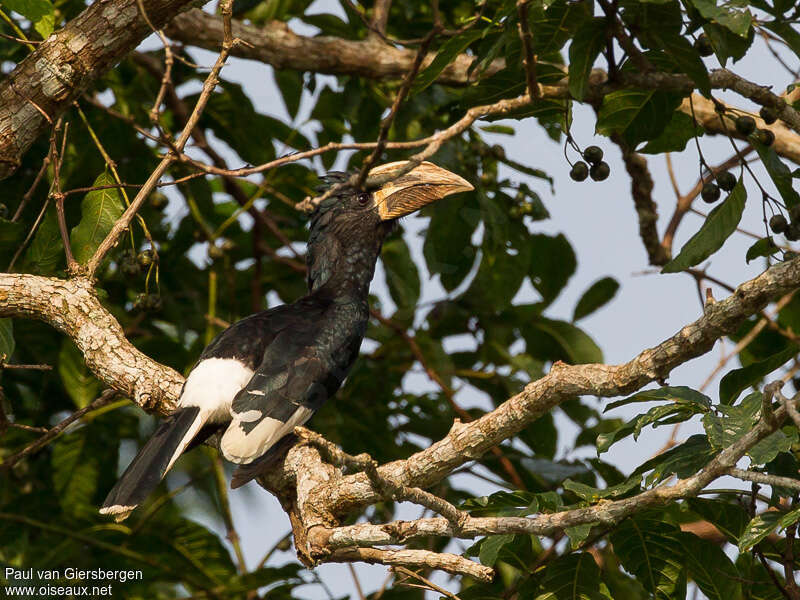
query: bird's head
[
  {"left": 311, "top": 161, "right": 473, "bottom": 227},
  {"left": 307, "top": 161, "right": 473, "bottom": 292}
]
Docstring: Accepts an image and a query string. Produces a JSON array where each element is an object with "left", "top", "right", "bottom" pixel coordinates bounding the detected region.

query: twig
[
  {"left": 354, "top": 22, "right": 441, "bottom": 190},
  {"left": 85, "top": 0, "right": 241, "bottom": 277},
  {"left": 11, "top": 154, "right": 50, "bottom": 222},
  {"left": 1, "top": 389, "right": 119, "bottom": 469},
  {"left": 295, "top": 426, "right": 469, "bottom": 531},
  {"left": 393, "top": 566, "right": 462, "bottom": 600},
  {"left": 662, "top": 149, "right": 752, "bottom": 254},
  {"left": 210, "top": 452, "right": 247, "bottom": 572},
  {"left": 728, "top": 468, "right": 800, "bottom": 492},
  {"left": 516, "top": 0, "right": 539, "bottom": 99},
  {"left": 328, "top": 547, "right": 493, "bottom": 582},
  {"left": 0, "top": 363, "right": 52, "bottom": 371},
  {"left": 347, "top": 564, "right": 367, "bottom": 600},
  {"left": 371, "top": 310, "right": 527, "bottom": 490}
]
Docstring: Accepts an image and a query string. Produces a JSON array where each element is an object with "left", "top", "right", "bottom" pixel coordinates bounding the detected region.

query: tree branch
[
  {"left": 0, "top": 0, "right": 209, "bottom": 180},
  {"left": 0, "top": 274, "right": 182, "bottom": 412},
  {"left": 164, "top": 9, "right": 496, "bottom": 86}
]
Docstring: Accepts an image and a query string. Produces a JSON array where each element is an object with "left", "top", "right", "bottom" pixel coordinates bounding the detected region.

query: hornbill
[{"left": 100, "top": 161, "right": 472, "bottom": 520}]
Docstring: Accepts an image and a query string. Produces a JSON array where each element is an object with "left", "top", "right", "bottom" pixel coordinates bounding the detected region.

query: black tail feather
[
  {"left": 100, "top": 407, "right": 202, "bottom": 519},
  {"left": 230, "top": 434, "right": 297, "bottom": 489}
]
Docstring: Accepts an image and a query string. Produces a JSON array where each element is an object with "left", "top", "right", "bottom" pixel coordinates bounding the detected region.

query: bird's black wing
[{"left": 219, "top": 297, "right": 358, "bottom": 466}]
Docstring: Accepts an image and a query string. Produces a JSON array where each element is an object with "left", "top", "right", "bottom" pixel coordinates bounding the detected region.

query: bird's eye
[{"left": 357, "top": 192, "right": 371, "bottom": 206}]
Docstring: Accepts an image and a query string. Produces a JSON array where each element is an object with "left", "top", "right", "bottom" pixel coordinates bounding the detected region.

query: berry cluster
[
  {"left": 734, "top": 115, "right": 774, "bottom": 146},
  {"left": 570, "top": 146, "right": 610, "bottom": 182},
  {"left": 769, "top": 206, "right": 800, "bottom": 241},
  {"left": 119, "top": 248, "right": 162, "bottom": 312},
  {"left": 701, "top": 170, "right": 736, "bottom": 203}
]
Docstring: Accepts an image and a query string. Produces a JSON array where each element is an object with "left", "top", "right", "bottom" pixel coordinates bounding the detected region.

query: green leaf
[
  {"left": 630, "top": 435, "right": 717, "bottom": 484},
  {"left": 573, "top": 277, "right": 620, "bottom": 321},
  {"left": 692, "top": 0, "right": 753, "bottom": 37},
  {"left": 596, "top": 90, "right": 683, "bottom": 147},
  {"left": 381, "top": 237, "right": 420, "bottom": 310},
  {"left": 739, "top": 511, "right": 781, "bottom": 551},
  {"left": 527, "top": 318, "right": 603, "bottom": 364},
  {"left": 703, "top": 391, "right": 760, "bottom": 448},
  {"left": 749, "top": 429, "right": 796, "bottom": 465},
  {"left": 51, "top": 430, "right": 100, "bottom": 517},
  {"left": 755, "top": 144, "right": 800, "bottom": 209},
  {"left": 746, "top": 237, "right": 778, "bottom": 263},
  {"left": 563, "top": 475, "right": 640, "bottom": 501},
  {"left": 0, "top": 319, "right": 14, "bottom": 360},
  {"left": 662, "top": 178, "right": 747, "bottom": 273},
  {"left": 58, "top": 339, "right": 101, "bottom": 409},
  {"left": 778, "top": 506, "right": 800, "bottom": 530},
  {"left": 597, "top": 400, "right": 708, "bottom": 453},
  {"left": 530, "top": 0, "right": 592, "bottom": 55},
  {"left": 23, "top": 206, "right": 63, "bottom": 274},
  {"left": 679, "top": 533, "right": 741, "bottom": 600},
  {"left": 479, "top": 124, "right": 515, "bottom": 135},
  {"left": 422, "top": 193, "right": 478, "bottom": 291},
  {"left": 3, "top": 0, "right": 55, "bottom": 38},
  {"left": 534, "top": 552, "right": 612, "bottom": 600},
  {"left": 412, "top": 30, "right": 483, "bottom": 94},
  {"left": 609, "top": 514, "right": 687, "bottom": 600},
  {"left": 703, "top": 22, "right": 754, "bottom": 66},
  {"left": 528, "top": 233, "right": 576, "bottom": 306},
  {"left": 568, "top": 18, "right": 607, "bottom": 101},
  {"left": 70, "top": 172, "right": 125, "bottom": 264},
  {"left": 687, "top": 498, "right": 750, "bottom": 543},
  {"left": 273, "top": 69, "right": 303, "bottom": 120},
  {"left": 718, "top": 345, "right": 796, "bottom": 404},
  {"left": 640, "top": 111, "right": 703, "bottom": 154},
  {"left": 606, "top": 386, "right": 712, "bottom": 412},
  {"left": 479, "top": 534, "right": 514, "bottom": 566},
  {"left": 564, "top": 524, "right": 594, "bottom": 549},
  {"left": 0, "top": 217, "right": 24, "bottom": 263},
  {"left": 467, "top": 247, "right": 529, "bottom": 309}
]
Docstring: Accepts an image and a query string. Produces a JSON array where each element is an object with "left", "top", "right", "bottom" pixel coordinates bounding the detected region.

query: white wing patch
[
  {"left": 220, "top": 406, "right": 314, "bottom": 464},
  {"left": 180, "top": 358, "right": 254, "bottom": 423}
]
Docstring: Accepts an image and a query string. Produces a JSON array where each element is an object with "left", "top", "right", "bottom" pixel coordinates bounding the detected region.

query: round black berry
[
  {"left": 760, "top": 106, "right": 778, "bottom": 125},
  {"left": 589, "top": 161, "right": 611, "bottom": 181},
  {"left": 583, "top": 146, "right": 604, "bottom": 165},
  {"left": 735, "top": 115, "right": 756, "bottom": 136},
  {"left": 756, "top": 129, "right": 775, "bottom": 147},
  {"left": 770, "top": 214, "right": 788, "bottom": 234},
  {"left": 120, "top": 257, "right": 141, "bottom": 277},
  {"left": 715, "top": 171, "right": 736, "bottom": 192},
  {"left": 701, "top": 182, "right": 721, "bottom": 203},
  {"left": 570, "top": 161, "right": 589, "bottom": 182},
  {"left": 787, "top": 222, "right": 800, "bottom": 241}
]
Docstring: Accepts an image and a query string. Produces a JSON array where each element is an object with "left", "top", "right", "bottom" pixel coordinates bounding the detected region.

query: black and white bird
[{"left": 100, "top": 161, "right": 472, "bottom": 520}]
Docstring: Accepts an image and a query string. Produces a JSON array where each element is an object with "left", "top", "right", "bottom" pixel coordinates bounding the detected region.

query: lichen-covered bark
[
  {"left": 0, "top": 0, "right": 208, "bottom": 180},
  {"left": 0, "top": 274, "right": 182, "bottom": 412}
]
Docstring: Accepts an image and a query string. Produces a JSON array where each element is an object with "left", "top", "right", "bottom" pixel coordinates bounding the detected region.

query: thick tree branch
[
  {"left": 270, "top": 256, "right": 800, "bottom": 517},
  {"left": 164, "top": 9, "right": 494, "bottom": 85},
  {"left": 0, "top": 0, "right": 209, "bottom": 180},
  {"left": 0, "top": 274, "right": 182, "bottom": 412},
  {"left": 309, "top": 396, "right": 792, "bottom": 550}
]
